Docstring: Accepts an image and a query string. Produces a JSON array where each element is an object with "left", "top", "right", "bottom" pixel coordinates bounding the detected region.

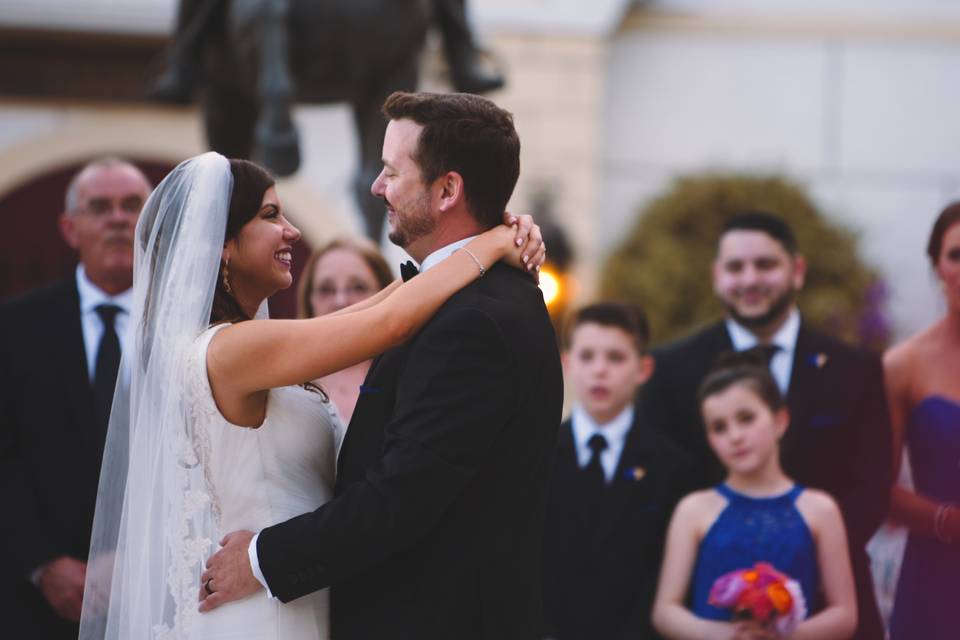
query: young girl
[{"left": 652, "top": 353, "right": 857, "bottom": 640}]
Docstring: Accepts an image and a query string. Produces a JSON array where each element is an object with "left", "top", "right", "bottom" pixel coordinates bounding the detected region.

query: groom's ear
[{"left": 436, "top": 171, "right": 465, "bottom": 213}]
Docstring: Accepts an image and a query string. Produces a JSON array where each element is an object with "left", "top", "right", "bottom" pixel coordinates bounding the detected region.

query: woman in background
[
  {"left": 885, "top": 202, "right": 960, "bottom": 640},
  {"left": 297, "top": 238, "right": 393, "bottom": 422}
]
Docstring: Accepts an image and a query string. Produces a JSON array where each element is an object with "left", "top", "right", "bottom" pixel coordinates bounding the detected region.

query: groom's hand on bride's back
[{"left": 198, "top": 530, "right": 262, "bottom": 612}]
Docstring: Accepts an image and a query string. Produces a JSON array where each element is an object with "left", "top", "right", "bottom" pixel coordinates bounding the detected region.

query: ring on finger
[{"left": 204, "top": 578, "right": 214, "bottom": 595}]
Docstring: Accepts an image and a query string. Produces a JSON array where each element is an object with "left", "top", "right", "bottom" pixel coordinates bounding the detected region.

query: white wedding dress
[{"left": 186, "top": 324, "right": 342, "bottom": 640}]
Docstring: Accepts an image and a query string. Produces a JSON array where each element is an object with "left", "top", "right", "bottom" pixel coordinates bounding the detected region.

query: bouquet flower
[{"left": 708, "top": 562, "right": 807, "bottom": 636}]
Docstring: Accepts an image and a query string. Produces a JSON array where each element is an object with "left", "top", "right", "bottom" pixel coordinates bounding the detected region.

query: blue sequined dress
[
  {"left": 690, "top": 484, "right": 820, "bottom": 620},
  {"left": 890, "top": 396, "right": 960, "bottom": 640}
]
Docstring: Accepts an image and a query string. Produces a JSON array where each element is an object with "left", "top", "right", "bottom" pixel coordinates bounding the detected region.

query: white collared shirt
[
  {"left": 570, "top": 404, "right": 634, "bottom": 484},
  {"left": 418, "top": 235, "right": 479, "bottom": 273},
  {"left": 724, "top": 308, "right": 801, "bottom": 394},
  {"left": 248, "top": 235, "right": 482, "bottom": 596},
  {"left": 76, "top": 264, "right": 132, "bottom": 381}
]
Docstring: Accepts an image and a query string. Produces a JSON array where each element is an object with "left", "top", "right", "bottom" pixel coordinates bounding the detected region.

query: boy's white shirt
[{"left": 570, "top": 404, "right": 633, "bottom": 484}]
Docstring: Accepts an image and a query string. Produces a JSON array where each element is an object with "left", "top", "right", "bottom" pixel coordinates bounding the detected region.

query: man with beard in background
[{"left": 639, "top": 211, "right": 891, "bottom": 639}]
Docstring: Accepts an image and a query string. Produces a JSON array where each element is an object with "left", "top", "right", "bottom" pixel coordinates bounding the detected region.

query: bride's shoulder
[
  {"left": 195, "top": 322, "right": 232, "bottom": 347},
  {"left": 188, "top": 324, "right": 233, "bottom": 386}
]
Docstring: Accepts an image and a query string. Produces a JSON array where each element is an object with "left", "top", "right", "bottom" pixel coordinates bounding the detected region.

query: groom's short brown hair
[{"left": 382, "top": 91, "right": 521, "bottom": 230}]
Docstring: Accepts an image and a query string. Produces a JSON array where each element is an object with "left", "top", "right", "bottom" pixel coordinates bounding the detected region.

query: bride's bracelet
[
  {"left": 934, "top": 503, "right": 956, "bottom": 543},
  {"left": 455, "top": 247, "right": 486, "bottom": 278}
]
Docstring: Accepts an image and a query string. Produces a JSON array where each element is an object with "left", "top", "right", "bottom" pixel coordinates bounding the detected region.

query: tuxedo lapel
[
  {"left": 591, "top": 423, "right": 655, "bottom": 543},
  {"left": 57, "top": 280, "right": 94, "bottom": 435},
  {"left": 336, "top": 342, "right": 412, "bottom": 489},
  {"left": 688, "top": 321, "right": 736, "bottom": 375},
  {"left": 783, "top": 325, "right": 824, "bottom": 453},
  {"left": 554, "top": 423, "right": 593, "bottom": 527},
  {"left": 706, "top": 321, "right": 736, "bottom": 360}
]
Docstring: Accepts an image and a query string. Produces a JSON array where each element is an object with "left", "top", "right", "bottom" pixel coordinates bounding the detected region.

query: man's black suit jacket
[
  {"left": 542, "top": 417, "right": 694, "bottom": 640},
  {"left": 257, "top": 264, "right": 564, "bottom": 640},
  {"left": 0, "top": 278, "right": 104, "bottom": 639},
  {"left": 639, "top": 319, "right": 892, "bottom": 640}
]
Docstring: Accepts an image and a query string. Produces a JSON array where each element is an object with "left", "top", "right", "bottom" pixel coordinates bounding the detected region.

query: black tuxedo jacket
[
  {"left": 0, "top": 278, "right": 104, "bottom": 638},
  {"left": 542, "top": 417, "right": 694, "bottom": 640},
  {"left": 257, "top": 264, "right": 564, "bottom": 640},
  {"left": 639, "top": 319, "right": 892, "bottom": 640}
]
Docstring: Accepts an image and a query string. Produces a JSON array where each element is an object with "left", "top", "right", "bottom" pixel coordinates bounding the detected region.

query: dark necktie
[
  {"left": 748, "top": 343, "right": 781, "bottom": 367},
  {"left": 582, "top": 433, "right": 609, "bottom": 513},
  {"left": 94, "top": 304, "right": 122, "bottom": 438},
  {"left": 400, "top": 260, "right": 419, "bottom": 282}
]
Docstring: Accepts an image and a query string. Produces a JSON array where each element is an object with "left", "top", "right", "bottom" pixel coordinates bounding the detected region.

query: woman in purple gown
[{"left": 886, "top": 202, "right": 960, "bottom": 640}]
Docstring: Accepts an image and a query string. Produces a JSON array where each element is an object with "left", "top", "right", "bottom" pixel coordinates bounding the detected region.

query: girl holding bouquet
[{"left": 652, "top": 353, "right": 857, "bottom": 639}]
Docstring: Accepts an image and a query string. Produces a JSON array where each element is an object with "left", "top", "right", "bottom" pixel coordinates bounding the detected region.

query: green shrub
[{"left": 601, "top": 173, "right": 888, "bottom": 349}]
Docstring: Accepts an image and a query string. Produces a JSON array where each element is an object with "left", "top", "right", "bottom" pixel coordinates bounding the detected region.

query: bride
[{"left": 78, "top": 152, "right": 544, "bottom": 639}]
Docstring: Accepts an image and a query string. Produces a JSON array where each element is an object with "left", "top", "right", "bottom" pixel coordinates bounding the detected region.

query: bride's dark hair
[
  {"left": 208, "top": 160, "right": 327, "bottom": 398},
  {"left": 210, "top": 159, "right": 276, "bottom": 324}
]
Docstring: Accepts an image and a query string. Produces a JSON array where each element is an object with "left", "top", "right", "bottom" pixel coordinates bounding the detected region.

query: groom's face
[{"left": 371, "top": 119, "right": 437, "bottom": 256}]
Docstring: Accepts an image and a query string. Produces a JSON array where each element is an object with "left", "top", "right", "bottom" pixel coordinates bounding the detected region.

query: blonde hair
[{"left": 297, "top": 237, "right": 394, "bottom": 318}]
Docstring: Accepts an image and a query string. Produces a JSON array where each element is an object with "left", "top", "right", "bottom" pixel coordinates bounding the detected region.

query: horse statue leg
[
  {"left": 201, "top": 6, "right": 259, "bottom": 161},
  {"left": 352, "top": 99, "right": 389, "bottom": 239},
  {"left": 253, "top": 0, "right": 300, "bottom": 176},
  {"left": 204, "top": 81, "right": 259, "bottom": 160},
  {"left": 352, "top": 61, "right": 420, "bottom": 239}
]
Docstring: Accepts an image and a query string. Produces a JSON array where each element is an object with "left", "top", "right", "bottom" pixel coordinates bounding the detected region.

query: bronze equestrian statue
[{"left": 150, "top": 0, "right": 505, "bottom": 239}]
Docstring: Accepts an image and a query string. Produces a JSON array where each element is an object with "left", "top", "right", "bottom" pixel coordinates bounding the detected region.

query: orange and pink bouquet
[{"left": 708, "top": 562, "right": 807, "bottom": 635}]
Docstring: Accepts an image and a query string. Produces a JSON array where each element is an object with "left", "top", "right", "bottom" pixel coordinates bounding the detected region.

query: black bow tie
[{"left": 400, "top": 260, "right": 419, "bottom": 282}]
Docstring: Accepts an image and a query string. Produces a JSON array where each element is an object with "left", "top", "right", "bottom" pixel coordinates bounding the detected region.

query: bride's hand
[{"left": 501, "top": 211, "right": 546, "bottom": 278}]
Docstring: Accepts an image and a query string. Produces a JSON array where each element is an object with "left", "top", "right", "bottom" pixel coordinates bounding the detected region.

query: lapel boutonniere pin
[
  {"left": 808, "top": 352, "right": 828, "bottom": 369},
  {"left": 630, "top": 466, "right": 647, "bottom": 481}
]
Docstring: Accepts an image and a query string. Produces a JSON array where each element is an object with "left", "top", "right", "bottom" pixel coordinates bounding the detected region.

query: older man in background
[{"left": 0, "top": 158, "right": 150, "bottom": 639}]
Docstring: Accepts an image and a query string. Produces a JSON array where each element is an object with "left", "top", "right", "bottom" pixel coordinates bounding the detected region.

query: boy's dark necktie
[{"left": 582, "top": 433, "right": 609, "bottom": 514}]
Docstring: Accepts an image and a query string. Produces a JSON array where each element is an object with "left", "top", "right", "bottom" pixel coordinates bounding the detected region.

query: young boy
[{"left": 542, "top": 302, "right": 694, "bottom": 640}]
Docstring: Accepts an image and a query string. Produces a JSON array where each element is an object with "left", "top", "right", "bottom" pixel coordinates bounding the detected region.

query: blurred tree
[{"left": 601, "top": 173, "right": 889, "bottom": 349}]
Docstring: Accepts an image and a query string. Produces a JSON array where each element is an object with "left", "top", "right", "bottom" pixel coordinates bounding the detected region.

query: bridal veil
[{"left": 80, "top": 152, "right": 251, "bottom": 639}]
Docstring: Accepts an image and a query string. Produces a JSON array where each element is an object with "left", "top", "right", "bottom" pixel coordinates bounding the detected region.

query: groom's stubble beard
[{"left": 387, "top": 189, "right": 437, "bottom": 250}]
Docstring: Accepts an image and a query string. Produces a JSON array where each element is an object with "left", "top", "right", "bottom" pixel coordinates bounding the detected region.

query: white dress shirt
[
  {"left": 570, "top": 404, "right": 634, "bottom": 484},
  {"left": 418, "top": 235, "right": 479, "bottom": 273},
  {"left": 724, "top": 308, "right": 801, "bottom": 394},
  {"left": 248, "top": 235, "right": 480, "bottom": 595},
  {"left": 76, "top": 264, "right": 132, "bottom": 381}
]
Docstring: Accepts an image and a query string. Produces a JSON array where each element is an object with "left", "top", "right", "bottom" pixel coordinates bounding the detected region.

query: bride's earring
[{"left": 222, "top": 258, "right": 232, "bottom": 294}]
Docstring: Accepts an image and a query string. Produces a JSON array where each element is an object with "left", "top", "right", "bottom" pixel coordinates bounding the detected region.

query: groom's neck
[{"left": 408, "top": 220, "right": 486, "bottom": 263}]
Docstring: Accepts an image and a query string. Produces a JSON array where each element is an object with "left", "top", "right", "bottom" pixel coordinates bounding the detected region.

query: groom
[{"left": 201, "top": 91, "right": 564, "bottom": 639}]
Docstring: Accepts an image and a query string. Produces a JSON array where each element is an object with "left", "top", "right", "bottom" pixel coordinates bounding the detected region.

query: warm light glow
[{"left": 539, "top": 268, "right": 561, "bottom": 306}]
